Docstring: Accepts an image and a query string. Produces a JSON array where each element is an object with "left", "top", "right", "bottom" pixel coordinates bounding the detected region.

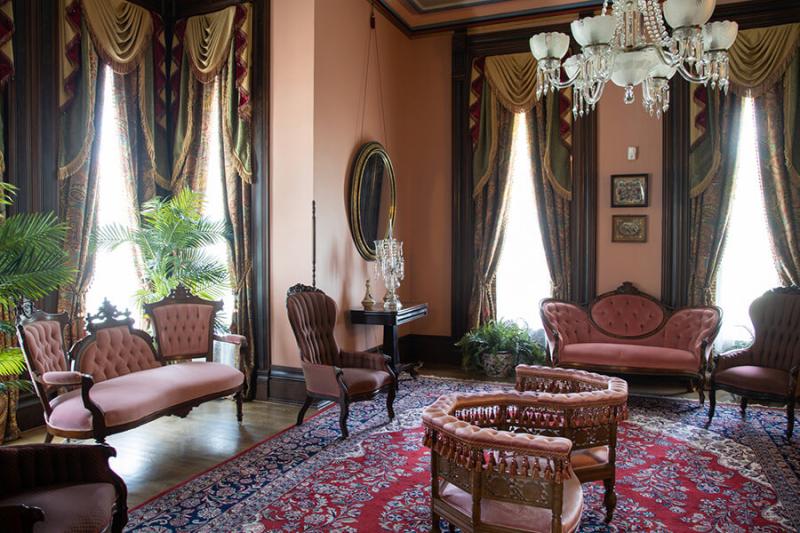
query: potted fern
[
  {"left": 0, "top": 183, "right": 74, "bottom": 395},
  {"left": 456, "top": 320, "right": 545, "bottom": 378},
  {"left": 94, "top": 188, "right": 230, "bottom": 327}
]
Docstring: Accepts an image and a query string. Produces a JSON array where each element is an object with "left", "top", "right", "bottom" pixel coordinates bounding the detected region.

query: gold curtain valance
[
  {"left": 729, "top": 23, "right": 800, "bottom": 97},
  {"left": 82, "top": 0, "right": 152, "bottom": 75},
  {"left": 183, "top": 6, "right": 236, "bottom": 84},
  {"left": 484, "top": 53, "right": 538, "bottom": 113}
]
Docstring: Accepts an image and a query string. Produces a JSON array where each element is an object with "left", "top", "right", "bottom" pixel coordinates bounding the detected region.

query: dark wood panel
[
  {"left": 266, "top": 366, "right": 308, "bottom": 404},
  {"left": 399, "top": 334, "right": 459, "bottom": 366}
]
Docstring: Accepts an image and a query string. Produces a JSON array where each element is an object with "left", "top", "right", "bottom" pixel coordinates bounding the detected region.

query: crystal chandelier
[{"left": 529, "top": 0, "right": 738, "bottom": 118}]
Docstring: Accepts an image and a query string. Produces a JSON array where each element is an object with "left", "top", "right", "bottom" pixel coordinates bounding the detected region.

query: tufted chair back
[
  {"left": 144, "top": 285, "right": 222, "bottom": 362},
  {"left": 71, "top": 301, "right": 160, "bottom": 383},
  {"left": 18, "top": 319, "right": 69, "bottom": 377},
  {"left": 286, "top": 285, "right": 339, "bottom": 366},
  {"left": 748, "top": 288, "right": 800, "bottom": 371},
  {"left": 589, "top": 293, "right": 665, "bottom": 337}
]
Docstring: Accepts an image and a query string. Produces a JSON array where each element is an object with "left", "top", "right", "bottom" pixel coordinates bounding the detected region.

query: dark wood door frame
[
  {"left": 660, "top": 0, "right": 800, "bottom": 307},
  {"left": 451, "top": 24, "right": 598, "bottom": 341}
]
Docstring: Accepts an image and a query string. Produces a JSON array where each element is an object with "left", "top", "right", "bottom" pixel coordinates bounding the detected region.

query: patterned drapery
[
  {"left": 687, "top": 89, "right": 742, "bottom": 306},
  {"left": 468, "top": 53, "right": 573, "bottom": 326},
  {"left": 754, "top": 54, "right": 800, "bottom": 285},
  {"left": 0, "top": 0, "right": 13, "bottom": 182},
  {"left": 171, "top": 4, "right": 255, "bottom": 397},
  {"left": 57, "top": 0, "right": 168, "bottom": 336}
]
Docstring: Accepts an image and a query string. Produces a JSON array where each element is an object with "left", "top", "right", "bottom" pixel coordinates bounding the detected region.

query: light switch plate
[{"left": 627, "top": 146, "right": 638, "bottom": 161}]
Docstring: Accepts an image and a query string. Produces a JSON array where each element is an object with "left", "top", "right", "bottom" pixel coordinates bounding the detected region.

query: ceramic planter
[{"left": 481, "top": 351, "right": 515, "bottom": 378}]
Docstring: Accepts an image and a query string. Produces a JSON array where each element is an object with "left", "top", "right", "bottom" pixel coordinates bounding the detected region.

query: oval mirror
[{"left": 348, "top": 142, "right": 397, "bottom": 261}]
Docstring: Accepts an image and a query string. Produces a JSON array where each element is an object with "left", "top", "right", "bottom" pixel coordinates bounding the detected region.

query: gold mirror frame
[{"left": 348, "top": 142, "right": 397, "bottom": 261}]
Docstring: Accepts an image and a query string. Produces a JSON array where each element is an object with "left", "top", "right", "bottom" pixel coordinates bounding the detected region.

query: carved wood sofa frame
[
  {"left": 541, "top": 282, "right": 721, "bottom": 403},
  {"left": 17, "top": 298, "right": 244, "bottom": 444},
  {"left": 515, "top": 365, "right": 628, "bottom": 523}
]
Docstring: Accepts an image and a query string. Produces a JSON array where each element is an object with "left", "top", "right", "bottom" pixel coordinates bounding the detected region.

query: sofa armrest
[
  {"left": 214, "top": 333, "right": 247, "bottom": 348},
  {"left": 540, "top": 300, "right": 593, "bottom": 361},
  {"left": 662, "top": 307, "right": 721, "bottom": 367},
  {"left": 339, "top": 350, "right": 393, "bottom": 373},
  {"left": 301, "top": 362, "right": 345, "bottom": 398},
  {"left": 41, "top": 371, "right": 83, "bottom": 387},
  {"left": 0, "top": 505, "right": 45, "bottom": 533}
]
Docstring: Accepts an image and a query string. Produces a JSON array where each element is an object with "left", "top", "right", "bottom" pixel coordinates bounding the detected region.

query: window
[
  {"left": 85, "top": 66, "right": 143, "bottom": 324},
  {"left": 714, "top": 97, "right": 781, "bottom": 351},
  {"left": 199, "top": 79, "right": 235, "bottom": 327},
  {"left": 496, "top": 112, "right": 552, "bottom": 332}
]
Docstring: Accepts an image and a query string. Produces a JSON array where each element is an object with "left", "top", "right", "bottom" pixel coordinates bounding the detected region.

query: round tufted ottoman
[
  {"left": 514, "top": 365, "right": 628, "bottom": 522},
  {"left": 423, "top": 390, "right": 587, "bottom": 533}
]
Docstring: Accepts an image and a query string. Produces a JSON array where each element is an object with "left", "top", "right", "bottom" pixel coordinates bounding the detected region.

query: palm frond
[
  {"left": 0, "top": 379, "right": 31, "bottom": 393},
  {"left": 0, "top": 347, "right": 25, "bottom": 377}
]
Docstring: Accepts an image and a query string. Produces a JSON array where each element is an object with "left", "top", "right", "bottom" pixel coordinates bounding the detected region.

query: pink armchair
[
  {"left": 541, "top": 282, "right": 721, "bottom": 403},
  {"left": 708, "top": 287, "right": 800, "bottom": 439},
  {"left": 286, "top": 284, "right": 396, "bottom": 439},
  {"left": 0, "top": 444, "right": 127, "bottom": 532}
]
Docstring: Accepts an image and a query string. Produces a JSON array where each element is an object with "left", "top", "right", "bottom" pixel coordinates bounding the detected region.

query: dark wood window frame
[
  {"left": 451, "top": 25, "right": 598, "bottom": 341},
  {"left": 661, "top": 0, "right": 800, "bottom": 308}
]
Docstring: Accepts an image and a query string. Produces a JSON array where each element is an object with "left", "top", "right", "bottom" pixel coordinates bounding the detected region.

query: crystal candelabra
[
  {"left": 374, "top": 234, "right": 404, "bottom": 310},
  {"left": 529, "top": 0, "right": 738, "bottom": 118}
]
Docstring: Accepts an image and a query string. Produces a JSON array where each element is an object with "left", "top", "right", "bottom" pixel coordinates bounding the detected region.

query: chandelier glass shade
[{"left": 530, "top": 0, "right": 738, "bottom": 118}]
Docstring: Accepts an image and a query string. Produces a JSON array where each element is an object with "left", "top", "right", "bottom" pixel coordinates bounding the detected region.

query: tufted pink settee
[
  {"left": 540, "top": 282, "right": 721, "bottom": 402},
  {"left": 17, "top": 297, "right": 244, "bottom": 444}
]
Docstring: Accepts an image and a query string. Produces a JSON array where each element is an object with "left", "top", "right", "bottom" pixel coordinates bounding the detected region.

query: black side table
[{"left": 349, "top": 303, "right": 429, "bottom": 378}]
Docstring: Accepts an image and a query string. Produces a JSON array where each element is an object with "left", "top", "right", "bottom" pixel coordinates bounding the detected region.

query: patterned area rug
[{"left": 127, "top": 377, "right": 799, "bottom": 532}]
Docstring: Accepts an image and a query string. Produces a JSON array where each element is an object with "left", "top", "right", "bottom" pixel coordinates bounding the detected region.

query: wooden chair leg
[
  {"left": 431, "top": 512, "right": 441, "bottom": 533},
  {"left": 787, "top": 397, "right": 796, "bottom": 440},
  {"left": 603, "top": 477, "right": 617, "bottom": 523},
  {"left": 740, "top": 397, "right": 748, "bottom": 418},
  {"left": 707, "top": 386, "right": 716, "bottom": 427},
  {"left": 235, "top": 391, "right": 243, "bottom": 423},
  {"left": 339, "top": 398, "right": 350, "bottom": 439},
  {"left": 111, "top": 503, "right": 128, "bottom": 533},
  {"left": 43, "top": 432, "right": 53, "bottom": 444},
  {"left": 296, "top": 395, "right": 313, "bottom": 426},
  {"left": 697, "top": 376, "right": 706, "bottom": 405},
  {"left": 387, "top": 386, "right": 396, "bottom": 420}
]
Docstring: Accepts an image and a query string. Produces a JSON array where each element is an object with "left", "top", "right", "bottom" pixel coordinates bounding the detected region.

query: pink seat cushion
[
  {"left": 341, "top": 368, "right": 392, "bottom": 395},
  {"left": 439, "top": 473, "right": 583, "bottom": 532},
  {"left": 0, "top": 482, "right": 116, "bottom": 533},
  {"left": 560, "top": 343, "right": 698, "bottom": 372},
  {"left": 48, "top": 362, "right": 243, "bottom": 433},
  {"left": 571, "top": 445, "right": 609, "bottom": 471},
  {"left": 715, "top": 365, "right": 792, "bottom": 396}
]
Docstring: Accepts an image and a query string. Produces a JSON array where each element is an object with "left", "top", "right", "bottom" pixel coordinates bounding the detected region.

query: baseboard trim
[{"left": 264, "top": 366, "right": 309, "bottom": 404}]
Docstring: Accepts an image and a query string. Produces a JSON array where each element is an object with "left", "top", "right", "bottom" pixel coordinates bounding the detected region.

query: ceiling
[{"left": 377, "top": 0, "right": 604, "bottom": 34}]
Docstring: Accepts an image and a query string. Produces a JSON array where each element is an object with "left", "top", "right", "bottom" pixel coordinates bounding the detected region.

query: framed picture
[
  {"left": 612, "top": 215, "right": 648, "bottom": 243},
  {"left": 611, "top": 174, "right": 649, "bottom": 207}
]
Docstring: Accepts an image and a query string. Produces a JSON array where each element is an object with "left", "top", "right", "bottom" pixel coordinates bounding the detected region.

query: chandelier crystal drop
[{"left": 529, "top": 0, "right": 738, "bottom": 118}]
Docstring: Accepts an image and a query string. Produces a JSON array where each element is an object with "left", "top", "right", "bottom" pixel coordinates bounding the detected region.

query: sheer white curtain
[
  {"left": 85, "top": 65, "right": 142, "bottom": 325},
  {"left": 496, "top": 112, "right": 551, "bottom": 332},
  {"left": 715, "top": 97, "right": 781, "bottom": 351}
]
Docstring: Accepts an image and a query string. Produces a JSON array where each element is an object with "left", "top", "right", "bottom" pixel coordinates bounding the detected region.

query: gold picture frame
[
  {"left": 612, "top": 215, "right": 648, "bottom": 243},
  {"left": 611, "top": 174, "right": 648, "bottom": 208}
]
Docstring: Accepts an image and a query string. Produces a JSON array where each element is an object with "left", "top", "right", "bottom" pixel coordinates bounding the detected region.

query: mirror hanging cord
[{"left": 359, "top": 3, "right": 389, "bottom": 150}]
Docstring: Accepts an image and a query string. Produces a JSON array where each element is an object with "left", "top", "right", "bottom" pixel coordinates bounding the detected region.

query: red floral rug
[{"left": 127, "top": 377, "right": 799, "bottom": 532}]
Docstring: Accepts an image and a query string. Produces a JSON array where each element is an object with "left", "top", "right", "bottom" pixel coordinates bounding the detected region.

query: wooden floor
[{"left": 10, "top": 367, "right": 735, "bottom": 508}]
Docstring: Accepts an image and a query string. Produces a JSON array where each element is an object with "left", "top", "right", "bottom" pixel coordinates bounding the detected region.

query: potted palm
[
  {"left": 0, "top": 183, "right": 74, "bottom": 395},
  {"left": 456, "top": 320, "right": 545, "bottom": 378},
  {"left": 94, "top": 188, "right": 230, "bottom": 327}
]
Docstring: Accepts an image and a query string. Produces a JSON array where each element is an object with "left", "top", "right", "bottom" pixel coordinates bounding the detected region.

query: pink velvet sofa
[
  {"left": 540, "top": 282, "right": 721, "bottom": 402},
  {"left": 17, "top": 298, "right": 244, "bottom": 444}
]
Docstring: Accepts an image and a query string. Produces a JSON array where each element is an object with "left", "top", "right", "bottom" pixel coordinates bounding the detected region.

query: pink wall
[
  {"left": 269, "top": 0, "right": 451, "bottom": 370},
  {"left": 313, "top": 0, "right": 452, "bottom": 353},
  {"left": 269, "top": 0, "right": 315, "bottom": 367},
  {"left": 596, "top": 84, "right": 663, "bottom": 297}
]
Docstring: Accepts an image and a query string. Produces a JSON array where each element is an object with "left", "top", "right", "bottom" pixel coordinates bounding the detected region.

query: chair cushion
[
  {"left": 560, "top": 343, "right": 698, "bottom": 373},
  {"left": 714, "top": 365, "right": 792, "bottom": 396},
  {"left": 341, "top": 368, "right": 392, "bottom": 396},
  {"left": 48, "top": 362, "right": 243, "bottom": 433},
  {"left": 439, "top": 472, "right": 583, "bottom": 532},
  {"left": 0, "top": 482, "right": 116, "bottom": 533},
  {"left": 150, "top": 303, "right": 215, "bottom": 358},
  {"left": 571, "top": 445, "right": 609, "bottom": 471}
]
